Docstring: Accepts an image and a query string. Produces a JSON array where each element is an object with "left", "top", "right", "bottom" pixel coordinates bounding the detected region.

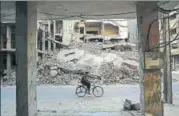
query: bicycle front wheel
[
  {"left": 92, "top": 86, "right": 104, "bottom": 97},
  {"left": 76, "top": 86, "right": 87, "bottom": 97}
]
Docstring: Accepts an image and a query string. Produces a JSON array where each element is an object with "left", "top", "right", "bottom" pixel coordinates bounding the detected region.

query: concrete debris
[
  {"left": 114, "top": 44, "right": 133, "bottom": 51},
  {"left": 35, "top": 44, "right": 139, "bottom": 85},
  {"left": 123, "top": 99, "right": 140, "bottom": 111},
  {"left": 102, "top": 43, "right": 135, "bottom": 52},
  {"left": 50, "top": 70, "right": 58, "bottom": 77},
  {"left": 123, "top": 99, "right": 132, "bottom": 110},
  {"left": 50, "top": 66, "right": 58, "bottom": 70},
  {"left": 70, "top": 42, "right": 103, "bottom": 55},
  {"left": 1, "top": 41, "right": 140, "bottom": 86}
]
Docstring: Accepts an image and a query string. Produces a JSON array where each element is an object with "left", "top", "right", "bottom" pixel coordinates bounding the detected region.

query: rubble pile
[
  {"left": 36, "top": 46, "right": 139, "bottom": 85},
  {"left": 36, "top": 54, "right": 92, "bottom": 85},
  {"left": 111, "top": 51, "right": 139, "bottom": 62},
  {"left": 77, "top": 42, "right": 103, "bottom": 55},
  {"left": 1, "top": 69, "right": 16, "bottom": 85},
  {"left": 99, "top": 61, "right": 139, "bottom": 84},
  {"left": 113, "top": 44, "right": 134, "bottom": 51},
  {"left": 1, "top": 41, "right": 140, "bottom": 86}
]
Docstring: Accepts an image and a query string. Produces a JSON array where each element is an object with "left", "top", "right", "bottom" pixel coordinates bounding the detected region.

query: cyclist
[{"left": 81, "top": 72, "right": 91, "bottom": 94}]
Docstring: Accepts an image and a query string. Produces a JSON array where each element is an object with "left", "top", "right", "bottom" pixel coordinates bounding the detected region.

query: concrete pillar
[
  {"left": 52, "top": 21, "right": 56, "bottom": 51},
  {"left": 48, "top": 21, "right": 51, "bottom": 37},
  {"left": 6, "top": 25, "right": 11, "bottom": 49},
  {"left": 53, "top": 43, "right": 56, "bottom": 52},
  {"left": 6, "top": 25, "right": 12, "bottom": 78},
  {"left": 177, "top": 22, "right": 179, "bottom": 49},
  {"left": 83, "top": 22, "right": 86, "bottom": 35},
  {"left": 172, "top": 56, "right": 175, "bottom": 69},
  {"left": 53, "top": 20, "right": 56, "bottom": 37},
  {"left": 177, "top": 56, "right": 179, "bottom": 69},
  {"left": 163, "top": 14, "right": 172, "bottom": 104},
  {"left": 0, "top": 35, "right": 3, "bottom": 49},
  {"left": 42, "top": 31, "right": 46, "bottom": 58},
  {"left": 53, "top": 43, "right": 55, "bottom": 51},
  {"left": 48, "top": 40, "right": 51, "bottom": 53},
  {"left": 136, "top": 1, "right": 163, "bottom": 116},
  {"left": 101, "top": 22, "right": 105, "bottom": 35},
  {"left": 0, "top": 1, "right": 3, "bottom": 78},
  {"left": 15, "top": 1, "right": 37, "bottom": 116},
  {"left": 36, "top": 24, "right": 38, "bottom": 61},
  {"left": 6, "top": 53, "right": 11, "bottom": 77}
]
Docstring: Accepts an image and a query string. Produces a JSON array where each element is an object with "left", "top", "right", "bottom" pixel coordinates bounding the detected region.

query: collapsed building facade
[
  {"left": 1, "top": 18, "right": 136, "bottom": 86},
  {"left": 0, "top": 19, "right": 129, "bottom": 78}
]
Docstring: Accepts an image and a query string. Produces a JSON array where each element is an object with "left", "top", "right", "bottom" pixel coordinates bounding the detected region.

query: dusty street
[{"left": 1, "top": 82, "right": 179, "bottom": 116}]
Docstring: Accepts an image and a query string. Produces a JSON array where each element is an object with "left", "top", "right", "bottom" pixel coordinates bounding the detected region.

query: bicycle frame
[{"left": 76, "top": 80, "right": 104, "bottom": 97}]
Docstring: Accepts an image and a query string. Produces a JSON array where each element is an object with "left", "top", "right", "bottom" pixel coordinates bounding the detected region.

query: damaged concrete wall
[
  {"left": 62, "top": 20, "right": 78, "bottom": 45},
  {"left": 103, "top": 24, "right": 119, "bottom": 36}
]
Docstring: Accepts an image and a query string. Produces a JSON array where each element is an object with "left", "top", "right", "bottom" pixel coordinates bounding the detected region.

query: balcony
[{"left": 0, "top": 48, "right": 16, "bottom": 52}]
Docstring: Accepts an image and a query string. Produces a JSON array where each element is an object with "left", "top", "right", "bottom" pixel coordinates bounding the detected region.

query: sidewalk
[
  {"left": 164, "top": 104, "right": 179, "bottom": 116},
  {"left": 37, "top": 104, "right": 179, "bottom": 116},
  {"left": 37, "top": 111, "right": 139, "bottom": 116}
]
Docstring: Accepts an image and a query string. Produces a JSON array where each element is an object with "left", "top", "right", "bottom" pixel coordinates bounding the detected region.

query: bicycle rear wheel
[
  {"left": 76, "top": 85, "right": 87, "bottom": 97},
  {"left": 92, "top": 86, "right": 104, "bottom": 97}
]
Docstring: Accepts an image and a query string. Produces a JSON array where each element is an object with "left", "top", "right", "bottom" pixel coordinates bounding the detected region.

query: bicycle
[{"left": 75, "top": 76, "right": 104, "bottom": 97}]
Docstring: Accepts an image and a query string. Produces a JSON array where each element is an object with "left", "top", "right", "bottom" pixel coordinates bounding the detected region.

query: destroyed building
[{"left": 1, "top": 19, "right": 140, "bottom": 86}]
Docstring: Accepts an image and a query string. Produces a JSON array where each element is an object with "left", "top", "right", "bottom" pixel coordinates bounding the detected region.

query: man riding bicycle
[
  {"left": 81, "top": 72, "right": 91, "bottom": 94},
  {"left": 81, "top": 72, "right": 102, "bottom": 95}
]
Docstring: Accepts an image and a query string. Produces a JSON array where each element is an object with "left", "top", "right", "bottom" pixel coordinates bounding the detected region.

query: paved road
[
  {"left": 1, "top": 85, "right": 140, "bottom": 101},
  {"left": 1, "top": 83, "right": 179, "bottom": 116}
]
